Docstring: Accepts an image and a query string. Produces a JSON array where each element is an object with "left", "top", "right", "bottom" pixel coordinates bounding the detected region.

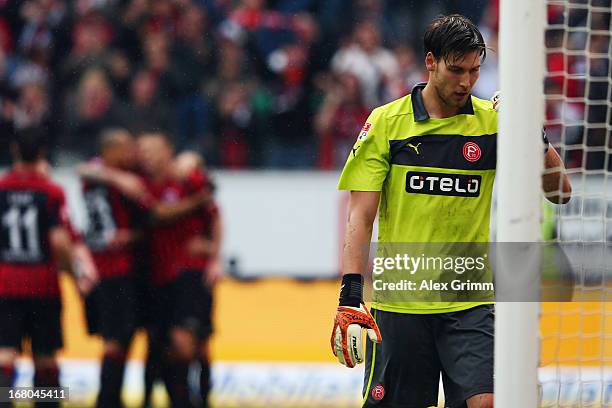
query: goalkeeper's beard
[{"left": 434, "top": 83, "right": 469, "bottom": 109}]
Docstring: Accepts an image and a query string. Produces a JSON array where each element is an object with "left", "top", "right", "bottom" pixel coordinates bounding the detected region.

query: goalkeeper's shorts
[{"left": 362, "top": 305, "right": 494, "bottom": 408}]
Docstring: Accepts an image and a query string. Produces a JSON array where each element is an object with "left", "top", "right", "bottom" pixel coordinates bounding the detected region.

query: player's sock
[
  {"left": 143, "top": 358, "right": 156, "bottom": 408},
  {"left": 96, "top": 349, "right": 126, "bottom": 408},
  {"left": 162, "top": 357, "right": 192, "bottom": 408},
  {"left": 0, "top": 364, "right": 15, "bottom": 387},
  {"left": 0, "top": 364, "right": 15, "bottom": 407},
  {"left": 33, "top": 365, "right": 59, "bottom": 387},
  {"left": 199, "top": 357, "right": 211, "bottom": 408},
  {"left": 143, "top": 342, "right": 162, "bottom": 408},
  {"left": 0, "top": 364, "right": 15, "bottom": 408},
  {"left": 33, "top": 365, "right": 60, "bottom": 408}
]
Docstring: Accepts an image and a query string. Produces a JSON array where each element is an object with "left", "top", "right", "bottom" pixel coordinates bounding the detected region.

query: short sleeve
[
  {"left": 48, "top": 187, "right": 82, "bottom": 241},
  {"left": 206, "top": 202, "right": 219, "bottom": 218},
  {"left": 48, "top": 187, "right": 67, "bottom": 228},
  {"left": 202, "top": 202, "right": 219, "bottom": 236},
  {"left": 337, "top": 107, "right": 390, "bottom": 191},
  {"left": 185, "top": 169, "right": 207, "bottom": 194}
]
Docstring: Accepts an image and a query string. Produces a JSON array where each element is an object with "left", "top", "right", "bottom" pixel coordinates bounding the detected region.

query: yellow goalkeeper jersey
[{"left": 338, "top": 83, "right": 497, "bottom": 314}]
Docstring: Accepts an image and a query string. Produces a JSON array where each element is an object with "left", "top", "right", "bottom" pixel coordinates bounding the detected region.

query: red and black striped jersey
[
  {"left": 145, "top": 169, "right": 215, "bottom": 286},
  {"left": 82, "top": 178, "right": 146, "bottom": 279},
  {"left": 0, "top": 169, "right": 70, "bottom": 298}
]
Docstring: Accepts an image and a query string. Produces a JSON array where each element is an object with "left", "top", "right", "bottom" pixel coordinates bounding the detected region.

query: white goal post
[{"left": 495, "top": 0, "right": 546, "bottom": 407}]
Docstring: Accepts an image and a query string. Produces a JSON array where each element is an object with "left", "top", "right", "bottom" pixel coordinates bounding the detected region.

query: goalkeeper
[{"left": 330, "top": 14, "right": 572, "bottom": 408}]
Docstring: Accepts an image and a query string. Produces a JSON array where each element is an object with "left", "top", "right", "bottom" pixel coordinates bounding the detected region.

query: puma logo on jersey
[{"left": 407, "top": 143, "right": 422, "bottom": 155}]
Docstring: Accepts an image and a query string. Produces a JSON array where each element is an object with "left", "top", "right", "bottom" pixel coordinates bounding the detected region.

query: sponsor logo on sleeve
[{"left": 358, "top": 122, "right": 372, "bottom": 141}]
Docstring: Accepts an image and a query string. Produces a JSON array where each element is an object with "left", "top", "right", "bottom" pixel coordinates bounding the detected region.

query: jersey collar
[
  {"left": 411, "top": 82, "right": 475, "bottom": 122},
  {"left": 11, "top": 166, "right": 44, "bottom": 180}
]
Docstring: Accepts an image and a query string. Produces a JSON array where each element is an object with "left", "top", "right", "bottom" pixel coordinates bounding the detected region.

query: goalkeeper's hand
[
  {"left": 330, "top": 274, "right": 382, "bottom": 368},
  {"left": 331, "top": 302, "right": 382, "bottom": 367}
]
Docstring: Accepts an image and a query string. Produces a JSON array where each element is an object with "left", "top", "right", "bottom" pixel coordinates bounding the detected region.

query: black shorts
[
  {"left": 89, "top": 275, "right": 138, "bottom": 346},
  {"left": 133, "top": 266, "right": 155, "bottom": 329},
  {"left": 0, "top": 298, "right": 63, "bottom": 355},
  {"left": 362, "top": 305, "right": 494, "bottom": 408},
  {"left": 148, "top": 270, "right": 214, "bottom": 343},
  {"left": 84, "top": 286, "right": 100, "bottom": 335}
]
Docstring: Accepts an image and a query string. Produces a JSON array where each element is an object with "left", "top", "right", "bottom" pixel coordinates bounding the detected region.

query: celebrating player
[
  {"left": 0, "top": 128, "right": 98, "bottom": 408},
  {"left": 137, "top": 134, "right": 218, "bottom": 408},
  {"left": 80, "top": 128, "right": 147, "bottom": 408},
  {"left": 80, "top": 132, "right": 218, "bottom": 407},
  {"left": 330, "top": 15, "right": 572, "bottom": 408}
]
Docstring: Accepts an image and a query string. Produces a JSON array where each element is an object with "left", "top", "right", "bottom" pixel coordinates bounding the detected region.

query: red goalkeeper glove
[{"left": 330, "top": 274, "right": 382, "bottom": 368}]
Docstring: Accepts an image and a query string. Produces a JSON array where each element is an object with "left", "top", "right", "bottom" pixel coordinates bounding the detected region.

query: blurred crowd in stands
[{"left": 0, "top": 0, "right": 609, "bottom": 170}]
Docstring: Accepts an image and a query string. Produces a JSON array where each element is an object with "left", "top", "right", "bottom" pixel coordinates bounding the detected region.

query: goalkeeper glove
[
  {"left": 330, "top": 274, "right": 382, "bottom": 368},
  {"left": 490, "top": 91, "right": 550, "bottom": 153}
]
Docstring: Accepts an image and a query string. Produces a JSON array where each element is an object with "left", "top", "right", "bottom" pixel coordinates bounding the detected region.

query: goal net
[{"left": 539, "top": 0, "right": 611, "bottom": 406}]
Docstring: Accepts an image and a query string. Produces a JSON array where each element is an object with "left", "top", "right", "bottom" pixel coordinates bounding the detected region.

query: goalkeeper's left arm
[
  {"left": 542, "top": 144, "right": 572, "bottom": 204},
  {"left": 491, "top": 91, "right": 572, "bottom": 204}
]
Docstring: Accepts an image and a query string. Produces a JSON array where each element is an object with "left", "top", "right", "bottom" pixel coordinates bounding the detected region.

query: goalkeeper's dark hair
[
  {"left": 424, "top": 14, "right": 487, "bottom": 63},
  {"left": 12, "top": 127, "right": 48, "bottom": 163}
]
